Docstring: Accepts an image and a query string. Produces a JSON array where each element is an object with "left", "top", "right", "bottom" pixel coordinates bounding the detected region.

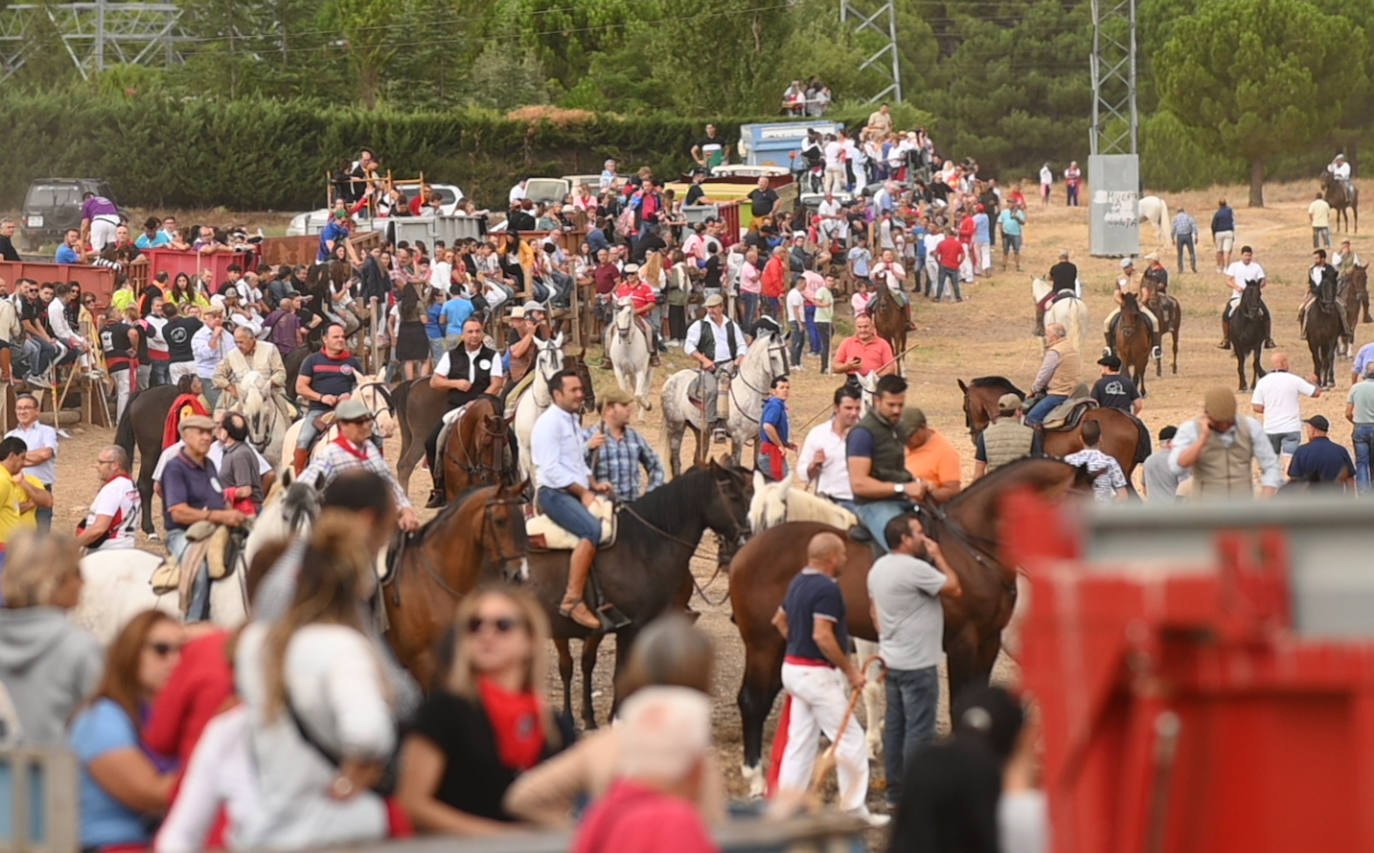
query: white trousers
[
  {"left": 112, "top": 369, "right": 131, "bottom": 423},
  {"left": 776, "top": 662, "right": 869, "bottom": 812},
  {"left": 824, "top": 167, "right": 847, "bottom": 195},
  {"left": 169, "top": 361, "right": 197, "bottom": 385},
  {"left": 978, "top": 242, "right": 992, "bottom": 272},
  {"left": 90, "top": 218, "right": 119, "bottom": 252}
]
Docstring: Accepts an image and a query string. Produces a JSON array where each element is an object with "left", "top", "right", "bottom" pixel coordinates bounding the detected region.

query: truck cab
[{"left": 20, "top": 178, "right": 123, "bottom": 251}]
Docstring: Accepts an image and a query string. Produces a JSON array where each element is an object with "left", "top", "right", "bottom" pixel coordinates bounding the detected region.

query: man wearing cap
[
  {"left": 1142, "top": 251, "right": 1169, "bottom": 292},
  {"left": 1025, "top": 323, "right": 1081, "bottom": 427},
  {"left": 213, "top": 325, "right": 291, "bottom": 424},
  {"left": 1090, "top": 354, "right": 1143, "bottom": 415},
  {"left": 1170, "top": 386, "right": 1282, "bottom": 498},
  {"left": 611, "top": 263, "right": 662, "bottom": 367},
  {"left": 1103, "top": 257, "right": 1161, "bottom": 359},
  {"left": 160, "top": 414, "right": 248, "bottom": 621},
  {"left": 423, "top": 316, "right": 506, "bottom": 506},
  {"left": 974, "top": 393, "right": 1033, "bottom": 478},
  {"left": 300, "top": 399, "right": 419, "bottom": 530},
  {"left": 190, "top": 306, "right": 235, "bottom": 410},
  {"left": 1333, "top": 239, "right": 1363, "bottom": 278},
  {"left": 1286, "top": 415, "right": 1353, "bottom": 490},
  {"left": 292, "top": 322, "right": 363, "bottom": 474},
  {"left": 1220, "top": 245, "right": 1274, "bottom": 349},
  {"left": 901, "top": 407, "right": 961, "bottom": 503},
  {"left": 317, "top": 209, "right": 353, "bottom": 264},
  {"left": 585, "top": 386, "right": 665, "bottom": 502},
  {"left": 1250, "top": 351, "right": 1321, "bottom": 461},
  {"left": 1142, "top": 425, "right": 1187, "bottom": 501},
  {"left": 1346, "top": 365, "right": 1374, "bottom": 492},
  {"left": 685, "top": 294, "right": 748, "bottom": 440}
]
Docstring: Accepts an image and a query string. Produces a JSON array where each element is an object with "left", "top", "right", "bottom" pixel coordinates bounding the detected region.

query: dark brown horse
[
  {"left": 1339, "top": 264, "right": 1371, "bottom": 357},
  {"left": 728, "top": 457, "right": 1095, "bottom": 795},
  {"left": 114, "top": 384, "right": 184, "bottom": 536},
  {"left": 1113, "top": 292, "right": 1151, "bottom": 397},
  {"left": 1146, "top": 287, "right": 1182, "bottom": 377},
  {"left": 1229, "top": 280, "right": 1268, "bottom": 391},
  {"left": 957, "top": 376, "right": 1149, "bottom": 480},
  {"left": 869, "top": 284, "right": 907, "bottom": 375},
  {"left": 437, "top": 396, "right": 512, "bottom": 501},
  {"left": 525, "top": 462, "right": 753, "bottom": 728},
  {"left": 1306, "top": 269, "right": 1343, "bottom": 389},
  {"left": 1322, "top": 171, "right": 1359, "bottom": 233}
]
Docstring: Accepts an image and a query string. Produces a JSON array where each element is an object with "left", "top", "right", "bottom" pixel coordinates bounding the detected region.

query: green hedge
[{"left": 0, "top": 93, "right": 903, "bottom": 211}]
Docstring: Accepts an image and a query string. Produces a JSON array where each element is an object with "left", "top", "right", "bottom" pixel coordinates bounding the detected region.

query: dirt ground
[{"left": 54, "top": 179, "right": 1359, "bottom": 819}]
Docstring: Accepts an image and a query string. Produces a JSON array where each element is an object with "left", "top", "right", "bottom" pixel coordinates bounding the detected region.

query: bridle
[
  {"left": 402, "top": 491, "right": 528, "bottom": 601},
  {"left": 728, "top": 332, "right": 790, "bottom": 425},
  {"left": 444, "top": 404, "right": 510, "bottom": 486}
]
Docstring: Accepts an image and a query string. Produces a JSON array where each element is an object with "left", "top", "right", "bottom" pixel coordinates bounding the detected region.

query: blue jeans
[
  {"left": 1176, "top": 236, "right": 1196, "bottom": 272},
  {"left": 150, "top": 360, "right": 170, "bottom": 386},
  {"left": 35, "top": 484, "right": 51, "bottom": 533},
  {"left": 935, "top": 266, "right": 961, "bottom": 301},
  {"left": 167, "top": 528, "right": 210, "bottom": 623},
  {"left": 883, "top": 665, "right": 939, "bottom": 804},
  {"left": 740, "top": 292, "right": 759, "bottom": 330},
  {"left": 1025, "top": 394, "right": 1067, "bottom": 426},
  {"left": 788, "top": 320, "right": 805, "bottom": 367},
  {"left": 295, "top": 406, "right": 331, "bottom": 450},
  {"left": 537, "top": 486, "right": 601, "bottom": 543},
  {"left": 805, "top": 305, "right": 821, "bottom": 354},
  {"left": 1355, "top": 425, "right": 1374, "bottom": 493},
  {"left": 428, "top": 337, "right": 446, "bottom": 363},
  {"left": 853, "top": 499, "right": 912, "bottom": 553}
]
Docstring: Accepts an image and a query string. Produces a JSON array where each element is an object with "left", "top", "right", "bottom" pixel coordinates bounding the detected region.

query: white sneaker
[{"left": 848, "top": 808, "right": 890, "bottom": 828}]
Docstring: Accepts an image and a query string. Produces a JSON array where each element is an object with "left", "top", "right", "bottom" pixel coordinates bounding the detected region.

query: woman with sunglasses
[
  {"left": 68, "top": 609, "right": 184, "bottom": 852},
  {"left": 396, "top": 585, "right": 573, "bottom": 836}
]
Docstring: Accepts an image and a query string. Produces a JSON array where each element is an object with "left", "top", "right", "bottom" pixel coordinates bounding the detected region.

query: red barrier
[
  {"left": 718, "top": 199, "right": 742, "bottom": 246},
  {"left": 144, "top": 250, "right": 243, "bottom": 289},
  {"left": 0, "top": 261, "right": 116, "bottom": 309}
]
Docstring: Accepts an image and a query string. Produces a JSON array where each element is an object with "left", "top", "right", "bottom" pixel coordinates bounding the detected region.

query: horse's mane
[
  {"left": 968, "top": 375, "right": 1025, "bottom": 396},
  {"left": 415, "top": 484, "right": 492, "bottom": 543},
  {"left": 628, "top": 464, "right": 713, "bottom": 526},
  {"left": 944, "top": 455, "right": 1076, "bottom": 510}
]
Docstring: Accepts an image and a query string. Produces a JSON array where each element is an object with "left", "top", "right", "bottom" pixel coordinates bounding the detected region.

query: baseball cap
[
  {"left": 1204, "top": 387, "right": 1236, "bottom": 421},
  {"left": 1120, "top": 257, "right": 1134, "bottom": 269},
  {"left": 1097, "top": 354, "right": 1122, "bottom": 369},
  {"left": 178, "top": 415, "right": 215, "bottom": 434},
  {"left": 1304, "top": 414, "right": 1331, "bottom": 432},
  {"left": 996, "top": 393, "right": 1021, "bottom": 414},
  {"left": 336, "top": 399, "right": 373, "bottom": 422},
  {"left": 509, "top": 306, "right": 526, "bottom": 320}
]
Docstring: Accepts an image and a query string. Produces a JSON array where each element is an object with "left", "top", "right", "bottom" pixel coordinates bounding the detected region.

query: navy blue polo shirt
[
  {"left": 782, "top": 569, "right": 848, "bottom": 663},
  {"left": 160, "top": 451, "right": 226, "bottom": 531},
  {"left": 1287, "top": 436, "right": 1354, "bottom": 483},
  {"left": 299, "top": 351, "right": 362, "bottom": 405}
]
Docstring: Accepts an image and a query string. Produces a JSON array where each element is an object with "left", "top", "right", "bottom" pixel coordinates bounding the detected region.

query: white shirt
[
  {"left": 430, "top": 261, "right": 452, "bottom": 291},
  {"left": 1331, "top": 161, "right": 1352, "bottom": 180},
  {"left": 1040, "top": 166, "right": 1053, "bottom": 186},
  {"left": 508, "top": 182, "right": 527, "bottom": 205},
  {"left": 786, "top": 288, "right": 805, "bottom": 322},
  {"left": 1250, "top": 371, "right": 1318, "bottom": 434},
  {"left": 532, "top": 405, "right": 591, "bottom": 490},
  {"left": 153, "top": 439, "right": 272, "bottom": 482},
  {"left": 817, "top": 199, "right": 842, "bottom": 219},
  {"left": 872, "top": 260, "right": 906, "bottom": 292},
  {"left": 685, "top": 315, "right": 748, "bottom": 364},
  {"left": 824, "top": 140, "right": 845, "bottom": 169},
  {"left": 191, "top": 325, "right": 235, "bottom": 379},
  {"left": 46, "top": 299, "right": 79, "bottom": 344},
  {"left": 1226, "top": 260, "right": 1265, "bottom": 294},
  {"left": 797, "top": 419, "right": 853, "bottom": 500},
  {"left": 154, "top": 707, "right": 259, "bottom": 853},
  {"left": 6, "top": 422, "right": 56, "bottom": 485},
  {"left": 433, "top": 345, "right": 504, "bottom": 382},
  {"left": 83, "top": 475, "right": 140, "bottom": 550},
  {"left": 146, "top": 316, "right": 169, "bottom": 354}
]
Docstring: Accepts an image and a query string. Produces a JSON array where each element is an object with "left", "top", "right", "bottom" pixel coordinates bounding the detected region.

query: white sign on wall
[{"left": 1089, "top": 154, "right": 1140, "bottom": 258}]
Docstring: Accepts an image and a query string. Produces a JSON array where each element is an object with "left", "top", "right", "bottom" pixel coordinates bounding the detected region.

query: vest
[
  {"left": 693, "top": 318, "right": 740, "bottom": 363},
  {"left": 982, "top": 418, "right": 1034, "bottom": 472},
  {"left": 1193, "top": 418, "right": 1256, "bottom": 499},
  {"left": 855, "top": 410, "right": 912, "bottom": 503},
  {"left": 1047, "top": 338, "right": 1081, "bottom": 397},
  {"left": 445, "top": 344, "right": 497, "bottom": 407}
]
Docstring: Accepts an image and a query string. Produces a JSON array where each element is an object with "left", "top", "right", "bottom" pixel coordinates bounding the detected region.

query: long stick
[{"left": 807, "top": 654, "right": 885, "bottom": 802}]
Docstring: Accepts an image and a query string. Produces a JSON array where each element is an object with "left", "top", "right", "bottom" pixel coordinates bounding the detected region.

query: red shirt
[
  {"left": 572, "top": 780, "right": 718, "bottom": 853},
  {"left": 958, "top": 216, "right": 976, "bottom": 246},
  {"left": 761, "top": 255, "right": 786, "bottom": 299},
  {"left": 594, "top": 263, "right": 619, "bottom": 296},
  {"left": 615, "top": 280, "right": 656, "bottom": 314},
  {"left": 934, "top": 236, "right": 966, "bottom": 270},
  {"left": 144, "top": 631, "right": 234, "bottom": 765}
]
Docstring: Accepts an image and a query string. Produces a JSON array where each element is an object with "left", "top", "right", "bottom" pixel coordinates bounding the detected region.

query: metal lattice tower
[
  {"left": 1089, "top": 0, "right": 1138, "bottom": 155},
  {"left": 839, "top": 0, "right": 902, "bottom": 104},
  {"left": 0, "top": 2, "right": 184, "bottom": 81}
]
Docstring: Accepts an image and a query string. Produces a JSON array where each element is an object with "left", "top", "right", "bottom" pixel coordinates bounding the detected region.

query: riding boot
[
  {"left": 426, "top": 460, "right": 446, "bottom": 508},
  {"left": 903, "top": 302, "right": 915, "bottom": 331},
  {"left": 560, "top": 541, "right": 601, "bottom": 630},
  {"left": 292, "top": 447, "right": 310, "bottom": 476},
  {"left": 1218, "top": 317, "right": 1232, "bottom": 349},
  {"left": 1264, "top": 316, "right": 1277, "bottom": 348}
]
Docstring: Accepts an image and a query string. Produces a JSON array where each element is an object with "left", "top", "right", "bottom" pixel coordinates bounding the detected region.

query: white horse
[
  {"left": 277, "top": 370, "right": 396, "bottom": 479},
  {"left": 608, "top": 299, "right": 653, "bottom": 415},
  {"left": 220, "top": 370, "right": 290, "bottom": 468},
  {"left": 1138, "top": 195, "right": 1169, "bottom": 247},
  {"left": 512, "top": 333, "right": 567, "bottom": 490},
  {"left": 1032, "top": 277, "right": 1089, "bottom": 354},
  {"left": 747, "top": 472, "right": 885, "bottom": 772},
  {"left": 242, "top": 472, "right": 320, "bottom": 573},
  {"left": 74, "top": 548, "right": 249, "bottom": 645},
  {"left": 660, "top": 323, "right": 790, "bottom": 476}
]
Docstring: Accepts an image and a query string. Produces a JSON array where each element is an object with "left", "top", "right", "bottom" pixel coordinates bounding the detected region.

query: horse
[
  {"left": 528, "top": 461, "right": 753, "bottom": 729},
  {"left": 1113, "top": 293, "right": 1151, "bottom": 397},
  {"left": 869, "top": 284, "right": 907, "bottom": 374},
  {"left": 1137, "top": 195, "right": 1169, "bottom": 246},
  {"left": 957, "top": 376, "right": 1149, "bottom": 480},
  {"left": 1306, "top": 271, "right": 1344, "bottom": 389},
  {"left": 115, "top": 384, "right": 187, "bottom": 537},
  {"left": 608, "top": 298, "right": 653, "bottom": 414},
  {"left": 1146, "top": 285, "right": 1182, "bottom": 377},
  {"left": 660, "top": 323, "right": 790, "bottom": 476},
  {"left": 729, "top": 457, "right": 1096, "bottom": 797},
  {"left": 1229, "top": 280, "right": 1268, "bottom": 391},
  {"left": 1031, "top": 277, "right": 1088, "bottom": 354},
  {"left": 513, "top": 334, "right": 567, "bottom": 488},
  {"left": 436, "top": 395, "right": 512, "bottom": 502},
  {"left": 277, "top": 370, "right": 397, "bottom": 478},
  {"left": 220, "top": 370, "right": 290, "bottom": 468},
  {"left": 242, "top": 475, "right": 319, "bottom": 574},
  {"left": 1339, "top": 264, "right": 1371, "bottom": 358},
  {"left": 1322, "top": 171, "right": 1359, "bottom": 234}
]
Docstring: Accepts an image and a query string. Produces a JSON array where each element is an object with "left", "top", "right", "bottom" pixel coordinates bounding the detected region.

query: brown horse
[
  {"left": 1339, "top": 265, "right": 1372, "bottom": 357},
  {"left": 1113, "top": 292, "right": 1151, "bottom": 397},
  {"left": 957, "top": 376, "right": 1149, "bottom": 480},
  {"left": 437, "top": 395, "right": 513, "bottom": 501},
  {"left": 729, "top": 457, "right": 1095, "bottom": 795},
  {"left": 869, "top": 284, "right": 907, "bottom": 375},
  {"left": 1306, "top": 270, "right": 1344, "bottom": 389},
  {"left": 1146, "top": 287, "right": 1182, "bottom": 377},
  {"left": 1322, "top": 171, "right": 1359, "bottom": 233}
]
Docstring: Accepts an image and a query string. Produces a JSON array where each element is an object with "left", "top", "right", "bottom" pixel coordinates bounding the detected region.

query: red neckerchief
[
  {"left": 477, "top": 678, "right": 545, "bottom": 771},
  {"left": 332, "top": 435, "right": 369, "bottom": 461},
  {"left": 322, "top": 348, "right": 353, "bottom": 362}
]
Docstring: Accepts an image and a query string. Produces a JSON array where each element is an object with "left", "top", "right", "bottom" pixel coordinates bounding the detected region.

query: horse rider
[
  {"left": 1329, "top": 152, "right": 1354, "bottom": 197},
  {"left": 1037, "top": 249, "right": 1078, "bottom": 335},
  {"left": 212, "top": 326, "right": 291, "bottom": 420},
  {"left": 532, "top": 368, "right": 615, "bottom": 630},
  {"left": 974, "top": 393, "right": 1033, "bottom": 478},
  {"left": 684, "top": 293, "right": 749, "bottom": 443},
  {"left": 1299, "top": 249, "right": 1352, "bottom": 340},
  {"left": 1024, "top": 322, "right": 1082, "bottom": 427},
  {"left": 1334, "top": 239, "right": 1363, "bottom": 280},
  {"left": 797, "top": 385, "right": 862, "bottom": 506},
  {"left": 1218, "top": 245, "right": 1275, "bottom": 350},
  {"left": 870, "top": 248, "right": 914, "bottom": 330},
  {"left": 846, "top": 373, "right": 926, "bottom": 550},
  {"left": 611, "top": 263, "right": 661, "bottom": 367},
  {"left": 1102, "top": 258, "right": 1162, "bottom": 359},
  {"left": 1169, "top": 386, "right": 1282, "bottom": 499},
  {"left": 292, "top": 322, "right": 364, "bottom": 474},
  {"left": 423, "top": 316, "right": 506, "bottom": 508},
  {"left": 299, "top": 398, "right": 419, "bottom": 531}
]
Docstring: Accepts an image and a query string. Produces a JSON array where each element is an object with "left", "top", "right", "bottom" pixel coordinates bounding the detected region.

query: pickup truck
[{"left": 20, "top": 178, "right": 126, "bottom": 250}]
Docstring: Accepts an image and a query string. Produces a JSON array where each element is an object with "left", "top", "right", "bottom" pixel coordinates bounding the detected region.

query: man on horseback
[
  {"left": 585, "top": 386, "right": 665, "bottom": 502},
  {"left": 871, "top": 249, "right": 915, "bottom": 329},
  {"left": 291, "top": 323, "right": 363, "bottom": 475},
  {"left": 424, "top": 316, "right": 506, "bottom": 507},
  {"left": 973, "top": 393, "right": 1033, "bottom": 478},
  {"left": 846, "top": 374, "right": 926, "bottom": 549},
  {"left": 1299, "top": 249, "right": 1352, "bottom": 341},
  {"left": 684, "top": 294, "right": 748, "bottom": 443},
  {"left": 532, "top": 369, "right": 614, "bottom": 630},
  {"left": 1036, "top": 250, "right": 1078, "bottom": 336},
  {"left": 1219, "top": 245, "right": 1275, "bottom": 350},
  {"left": 299, "top": 399, "right": 419, "bottom": 531},
  {"left": 612, "top": 263, "right": 662, "bottom": 368},
  {"left": 1103, "top": 258, "right": 1162, "bottom": 360},
  {"left": 213, "top": 327, "right": 292, "bottom": 420},
  {"left": 1329, "top": 153, "right": 1354, "bottom": 197},
  {"left": 1024, "top": 323, "right": 1081, "bottom": 426}
]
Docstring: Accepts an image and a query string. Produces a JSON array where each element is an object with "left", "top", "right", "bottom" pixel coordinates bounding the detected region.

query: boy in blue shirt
[{"left": 759, "top": 375, "right": 795, "bottom": 482}]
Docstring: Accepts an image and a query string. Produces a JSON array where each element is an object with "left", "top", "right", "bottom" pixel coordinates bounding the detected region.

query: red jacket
[
  {"left": 761, "top": 256, "right": 786, "bottom": 299},
  {"left": 144, "top": 631, "right": 235, "bottom": 766}
]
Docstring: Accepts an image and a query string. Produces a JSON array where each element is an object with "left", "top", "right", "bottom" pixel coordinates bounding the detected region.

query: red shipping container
[{"left": 0, "top": 260, "right": 116, "bottom": 309}]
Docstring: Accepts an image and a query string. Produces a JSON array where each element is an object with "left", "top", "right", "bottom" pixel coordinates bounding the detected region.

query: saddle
[
  {"left": 1041, "top": 391, "right": 1097, "bottom": 431},
  {"left": 525, "top": 496, "right": 617, "bottom": 551},
  {"left": 1038, "top": 289, "right": 1076, "bottom": 312},
  {"left": 151, "top": 521, "right": 248, "bottom": 618},
  {"left": 432, "top": 403, "right": 473, "bottom": 466}
]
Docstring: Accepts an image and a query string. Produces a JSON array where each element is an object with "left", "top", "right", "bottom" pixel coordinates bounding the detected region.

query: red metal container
[
  {"left": 0, "top": 260, "right": 116, "bottom": 309},
  {"left": 144, "top": 249, "right": 259, "bottom": 288}
]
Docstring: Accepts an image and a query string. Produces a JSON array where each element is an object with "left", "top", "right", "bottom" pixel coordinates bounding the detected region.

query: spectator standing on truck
[
  {"left": 80, "top": 192, "right": 121, "bottom": 253},
  {"left": 55, "top": 229, "right": 81, "bottom": 264},
  {"left": 692, "top": 124, "right": 731, "bottom": 171}
]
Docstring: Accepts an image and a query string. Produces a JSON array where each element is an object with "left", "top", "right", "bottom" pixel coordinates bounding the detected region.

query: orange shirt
[
  {"left": 905, "top": 428, "right": 961, "bottom": 487},
  {"left": 835, "top": 335, "right": 894, "bottom": 376}
]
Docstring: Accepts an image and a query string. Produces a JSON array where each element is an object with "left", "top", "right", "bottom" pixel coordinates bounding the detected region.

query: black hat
[
  {"left": 1304, "top": 415, "right": 1331, "bottom": 432},
  {"left": 1097, "top": 354, "right": 1122, "bottom": 370}
]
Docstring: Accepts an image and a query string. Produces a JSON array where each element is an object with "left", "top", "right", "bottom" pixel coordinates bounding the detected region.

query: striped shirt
[{"left": 585, "top": 425, "right": 665, "bottom": 502}]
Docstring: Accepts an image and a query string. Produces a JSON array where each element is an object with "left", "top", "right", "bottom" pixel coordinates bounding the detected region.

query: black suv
[{"left": 20, "top": 178, "right": 125, "bottom": 251}]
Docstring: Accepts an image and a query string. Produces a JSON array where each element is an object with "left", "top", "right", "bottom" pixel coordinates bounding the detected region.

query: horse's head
[
  {"left": 957, "top": 377, "right": 1018, "bottom": 444},
  {"left": 534, "top": 333, "right": 565, "bottom": 385},
  {"left": 747, "top": 469, "right": 791, "bottom": 533},
  {"left": 1240, "top": 279, "right": 1264, "bottom": 313},
  {"left": 704, "top": 459, "right": 754, "bottom": 560},
  {"left": 564, "top": 350, "right": 596, "bottom": 415},
  {"left": 282, "top": 479, "right": 321, "bottom": 533},
  {"left": 473, "top": 480, "right": 530, "bottom": 584},
  {"left": 355, "top": 372, "right": 396, "bottom": 438},
  {"left": 613, "top": 298, "right": 635, "bottom": 335},
  {"left": 1319, "top": 266, "right": 1340, "bottom": 303},
  {"left": 750, "top": 321, "right": 790, "bottom": 383}
]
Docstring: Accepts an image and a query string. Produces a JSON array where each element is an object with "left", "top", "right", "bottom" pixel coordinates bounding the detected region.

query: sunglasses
[
  {"left": 467, "top": 616, "right": 522, "bottom": 634},
  {"left": 147, "top": 641, "right": 182, "bottom": 657}
]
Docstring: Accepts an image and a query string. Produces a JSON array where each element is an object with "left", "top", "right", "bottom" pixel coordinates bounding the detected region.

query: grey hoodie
[{"left": 0, "top": 607, "right": 103, "bottom": 746}]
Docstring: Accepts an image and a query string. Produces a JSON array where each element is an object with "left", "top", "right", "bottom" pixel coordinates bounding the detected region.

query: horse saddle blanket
[
  {"left": 768, "top": 487, "right": 858, "bottom": 530},
  {"left": 525, "top": 497, "right": 616, "bottom": 551},
  {"left": 152, "top": 522, "right": 240, "bottom": 617},
  {"left": 504, "top": 373, "right": 537, "bottom": 419},
  {"left": 1042, "top": 397, "right": 1098, "bottom": 431}
]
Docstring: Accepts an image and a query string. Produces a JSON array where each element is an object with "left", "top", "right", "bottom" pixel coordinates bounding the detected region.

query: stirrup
[
  {"left": 596, "top": 602, "right": 632, "bottom": 630},
  {"left": 559, "top": 600, "right": 601, "bottom": 630}
]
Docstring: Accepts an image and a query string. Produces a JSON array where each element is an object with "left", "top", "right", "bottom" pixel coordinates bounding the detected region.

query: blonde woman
[{"left": 396, "top": 585, "right": 572, "bottom": 836}]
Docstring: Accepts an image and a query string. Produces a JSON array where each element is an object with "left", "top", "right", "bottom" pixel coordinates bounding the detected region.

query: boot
[
  {"left": 1218, "top": 317, "right": 1232, "bottom": 349},
  {"left": 559, "top": 542, "right": 602, "bottom": 630},
  {"left": 903, "top": 302, "right": 916, "bottom": 331},
  {"left": 425, "top": 473, "right": 446, "bottom": 508},
  {"left": 1264, "top": 319, "right": 1276, "bottom": 348},
  {"left": 292, "top": 447, "right": 310, "bottom": 476}
]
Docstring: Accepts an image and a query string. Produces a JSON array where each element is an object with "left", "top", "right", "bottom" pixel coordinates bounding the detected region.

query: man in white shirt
[
  {"left": 6, "top": 393, "right": 57, "bottom": 531},
  {"left": 816, "top": 193, "right": 845, "bottom": 244},
  {"left": 823, "top": 133, "right": 847, "bottom": 195},
  {"left": 191, "top": 307, "right": 236, "bottom": 409},
  {"left": 76, "top": 445, "right": 140, "bottom": 551},
  {"left": 797, "top": 386, "right": 861, "bottom": 504},
  {"left": 786, "top": 278, "right": 807, "bottom": 371},
  {"left": 1220, "top": 245, "right": 1274, "bottom": 350},
  {"left": 532, "top": 369, "right": 614, "bottom": 630},
  {"left": 684, "top": 294, "right": 749, "bottom": 438},
  {"left": 46, "top": 283, "right": 90, "bottom": 370},
  {"left": 1329, "top": 153, "right": 1353, "bottom": 195},
  {"left": 1251, "top": 350, "right": 1321, "bottom": 462}
]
